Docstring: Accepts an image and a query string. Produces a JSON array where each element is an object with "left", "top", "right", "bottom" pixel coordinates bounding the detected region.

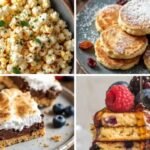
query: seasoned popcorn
[{"left": 0, "top": 0, "right": 73, "bottom": 74}]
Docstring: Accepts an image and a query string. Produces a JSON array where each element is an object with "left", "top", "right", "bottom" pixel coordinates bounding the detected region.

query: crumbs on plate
[{"left": 50, "top": 135, "right": 62, "bottom": 142}]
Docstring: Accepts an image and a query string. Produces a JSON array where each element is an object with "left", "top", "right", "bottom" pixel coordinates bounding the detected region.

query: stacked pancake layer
[
  {"left": 91, "top": 108, "right": 150, "bottom": 149},
  {"left": 95, "top": 39, "right": 140, "bottom": 70},
  {"left": 95, "top": 1, "right": 149, "bottom": 70},
  {"left": 0, "top": 88, "right": 45, "bottom": 147}
]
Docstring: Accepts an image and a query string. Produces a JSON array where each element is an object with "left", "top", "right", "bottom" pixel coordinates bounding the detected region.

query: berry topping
[
  {"left": 129, "top": 76, "right": 150, "bottom": 96},
  {"left": 53, "top": 103, "right": 64, "bottom": 115},
  {"left": 53, "top": 115, "right": 66, "bottom": 128},
  {"left": 109, "top": 81, "right": 129, "bottom": 90},
  {"left": 104, "top": 116, "right": 117, "bottom": 125},
  {"left": 135, "top": 89, "right": 150, "bottom": 105},
  {"left": 143, "top": 82, "right": 150, "bottom": 89},
  {"left": 88, "top": 58, "right": 97, "bottom": 68},
  {"left": 124, "top": 141, "right": 133, "bottom": 148},
  {"left": 63, "top": 106, "right": 74, "bottom": 118},
  {"left": 106, "top": 85, "right": 135, "bottom": 112},
  {"left": 55, "top": 76, "right": 64, "bottom": 81}
]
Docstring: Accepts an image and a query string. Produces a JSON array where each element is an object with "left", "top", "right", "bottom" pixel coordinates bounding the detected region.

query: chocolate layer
[
  {"left": 9, "top": 77, "right": 61, "bottom": 99},
  {"left": 0, "top": 122, "right": 44, "bottom": 140}
]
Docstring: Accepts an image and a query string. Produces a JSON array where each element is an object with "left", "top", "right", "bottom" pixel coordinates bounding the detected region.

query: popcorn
[{"left": 0, "top": 0, "right": 73, "bottom": 74}]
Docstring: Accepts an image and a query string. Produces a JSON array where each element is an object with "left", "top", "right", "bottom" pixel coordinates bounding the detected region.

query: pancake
[
  {"left": 143, "top": 45, "right": 150, "bottom": 70},
  {"left": 94, "top": 107, "right": 148, "bottom": 128},
  {"left": 95, "top": 4, "right": 121, "bottom": 31},
  {"left": 91, "top": 141, "right": 148, "bottom": 150},
  {"left": 93, "top": 126, "right": 150, "bottom": 141},
  {"left": 100, "top": 25, "right": 148, "bottom": 59},
  {"left": 95, "top": 39, "right": 140, "bottom": 70},
  {"left": 119, "top": 0, "right": 150, "bottom": 36}
]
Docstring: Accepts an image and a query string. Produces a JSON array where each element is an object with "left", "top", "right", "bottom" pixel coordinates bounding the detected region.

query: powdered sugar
[
  {"left": 116, "top": 32, "right": 137, "bottom": 54},
  {"left": 121, "top": 0, "right": 150, "bottom": 28}
]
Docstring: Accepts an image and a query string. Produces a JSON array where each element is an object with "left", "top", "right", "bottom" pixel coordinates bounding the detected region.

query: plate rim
[{"left": 57, "top": 87, "right": 74, "bottom": 150}]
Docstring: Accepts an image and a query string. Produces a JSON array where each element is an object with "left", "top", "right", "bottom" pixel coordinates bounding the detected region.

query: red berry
[
  {"left": 143, "top": 82, "right": 150, "bottom": 89},
  {"left": 106, "top": 85, "right": 135, "bottom": 112},
  {"left": 87, "top": 58, "right": 96, "bottom": 68},
  {"left": 55, "top": 76, "right": 64, "bottom": 81}
]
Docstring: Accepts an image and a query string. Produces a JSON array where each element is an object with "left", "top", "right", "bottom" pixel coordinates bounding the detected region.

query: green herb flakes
[{"left": 12, "top": 66, "right": 21, "bottom": 74}]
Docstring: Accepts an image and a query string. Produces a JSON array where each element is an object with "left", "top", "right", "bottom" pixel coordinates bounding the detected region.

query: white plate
[{"left": 7, "top": 87, "right": 74, "bottom": 150}]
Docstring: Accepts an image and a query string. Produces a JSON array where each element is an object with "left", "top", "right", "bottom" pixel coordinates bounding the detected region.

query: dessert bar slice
[
  {"left": 0, "top": 76, "right": 62, "bottom": 107},
  {"left": 0, "top": 89, "right": 45, "bottom": 148}
]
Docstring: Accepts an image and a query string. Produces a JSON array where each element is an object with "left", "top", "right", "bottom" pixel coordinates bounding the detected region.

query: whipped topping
[
  {"left": 0, "top": 113, "right": 42, "bottom": 131},
  {"left": 21, "top": 75, "right": 62, "bottom": 92},
  {"left": 0, "top": 89, "right": 42, "bottom": 131}
]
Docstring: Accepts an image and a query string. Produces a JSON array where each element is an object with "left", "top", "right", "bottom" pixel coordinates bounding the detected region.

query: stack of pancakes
[
  {"left": 95, "top": 0, "right": 150, "bottom": 70},
  {"left": 91, "top": 107, "right": 150, "bottom": 150}
]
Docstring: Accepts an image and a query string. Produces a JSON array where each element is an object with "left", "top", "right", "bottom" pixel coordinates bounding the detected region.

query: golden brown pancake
[
  {"left": 119, "top": 0, "right": 150, "bottom": 36},
  {"left": 95, "top": 39, "right": 140, "bottom": 70},
  {"left": 100, "top": 25, "right": 148, "bottom": 59},
  {"left": 143, "top": 45, "right": 150, "bottom": 70},
  {"left": 95, "top": 4, "right": 121, "bottom": 31}
]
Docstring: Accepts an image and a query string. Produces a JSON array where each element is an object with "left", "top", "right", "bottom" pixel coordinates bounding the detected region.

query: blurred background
[{"left": 76, "top": 76, "right": 133, "bottom": 150}]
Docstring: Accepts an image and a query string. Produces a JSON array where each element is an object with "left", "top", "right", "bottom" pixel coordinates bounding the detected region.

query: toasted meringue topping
[
  {"left": 0, "top": 88, "right": 42, "bottom": 131},
  {"left": 21, "top": 75, "right": 62, "bottom": 92}
]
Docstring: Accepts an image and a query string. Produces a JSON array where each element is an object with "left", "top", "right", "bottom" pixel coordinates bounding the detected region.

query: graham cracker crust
[
  {"left": 35, "top": 97, "right": 55, "bottom": 107},
  {"left": 0, "top": 128, "right": 45, "bottom": 148}
]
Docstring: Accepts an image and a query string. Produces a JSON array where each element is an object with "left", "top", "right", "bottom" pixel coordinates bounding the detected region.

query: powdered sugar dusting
[
  {"left": 98, "top": 4, "right": 121, "bottom": 15},
  {"left": 121, "top": 0, "right": 150, "bottom": 28},
  {"left": 116, "top": 32, "right": 136, "bottom": 54}
]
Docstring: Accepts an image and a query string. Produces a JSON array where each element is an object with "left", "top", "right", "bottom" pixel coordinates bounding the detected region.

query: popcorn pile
[{"left": 0, "top": 0, "right": 73, "bottom": 74}]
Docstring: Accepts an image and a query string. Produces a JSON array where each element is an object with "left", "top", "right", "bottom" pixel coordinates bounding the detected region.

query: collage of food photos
[{"left": 0, "top": 0, "right": 150, "bottom": 150}]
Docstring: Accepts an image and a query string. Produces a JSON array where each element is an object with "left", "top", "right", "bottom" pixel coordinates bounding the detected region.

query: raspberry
[{"left": 106, "top": 85, "right": 135, "bottom": 112}]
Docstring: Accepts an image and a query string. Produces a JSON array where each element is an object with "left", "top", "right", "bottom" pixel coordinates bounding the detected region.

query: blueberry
[
  {"left": 53, "top": 103, "right": 64, "bottom": 114},
  {"left": 136, "top": 89, "right": 150, "bottom": 108},
  {"left": 124, "top": 141, "right": 133, "bottom": 148},
  {"left": 108, "top": 81, "right": 129, "bottom": 90},
  {"left": 105, "top": 117, "right": 117, "bottom": 125},
  {"left": 53, "top": 115, "right": 66, "bottom": 128},
  {"left": 63, "top": 106, "right": 74, "bottom": 118}
]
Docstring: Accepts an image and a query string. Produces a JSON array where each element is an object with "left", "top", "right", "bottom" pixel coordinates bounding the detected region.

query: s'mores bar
[
  {"left": 0, "top": 76, "right": 62, "bottom": 107},
  {"left": 0, "top": 88, "right": 45, "bottom": 148}
]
